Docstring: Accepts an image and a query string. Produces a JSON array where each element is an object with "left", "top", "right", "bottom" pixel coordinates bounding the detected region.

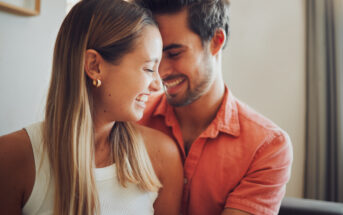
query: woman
[{"left": 0, "top": 0, "right": 183, "bottom": 214}]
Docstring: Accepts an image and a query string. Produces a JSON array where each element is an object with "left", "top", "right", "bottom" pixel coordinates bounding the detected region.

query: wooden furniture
[{"left": 0, "top": 0, "right": 40, "bottom": 16}]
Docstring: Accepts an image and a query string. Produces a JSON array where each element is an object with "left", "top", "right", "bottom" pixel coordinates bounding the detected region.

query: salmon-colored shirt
[{"left": 139, "top": 87, "right": 293, "bottom": 215}]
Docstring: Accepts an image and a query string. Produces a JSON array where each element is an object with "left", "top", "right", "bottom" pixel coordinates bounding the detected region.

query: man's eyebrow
[{"left": 163, "top": 44, "right": 183, "bottom": 52}]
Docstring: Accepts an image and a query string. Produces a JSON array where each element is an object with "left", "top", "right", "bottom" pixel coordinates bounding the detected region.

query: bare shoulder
[
  {"left": 133, "top": 123, "right": 182, "bottom": 179},
  {"left": 0, "top": 129, "right": 33, "bottom": 167},
  {"left": 0, "top": 129, "right": 34, "bottom": 169},
  {"left": 134, "top": 123, "right": 180, "bottom": 159},
  {"left": 133, "top": 123, "right": 183, "bottom": 215},
  {"left": 0, "top": 128, "right": 31, "bottom": 152},
  {"left": 0, "top": 129, "right": 35, "bottom": 213}
]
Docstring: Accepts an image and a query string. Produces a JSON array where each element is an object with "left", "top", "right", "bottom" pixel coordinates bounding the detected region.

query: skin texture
[
  {"left": 155, "top": 9, "right": 250, "bottom": 215},
  {"left": 157, "top": 9, "right": 215, "bottom": 107},
  {"left": 85, "top": 26, "right": 163, "bottom": 124},
  {"left": 155, "top": 9, "right": 225, "bottom": 154},
  {"left": 138, "top": 124, "right": 183, "bottom": 215},
  {"left": 0, "top": 25, "right": 183, "bottom": 215},
  {"left": 0, "top": 129, "right": 34, "bottom": 215}
]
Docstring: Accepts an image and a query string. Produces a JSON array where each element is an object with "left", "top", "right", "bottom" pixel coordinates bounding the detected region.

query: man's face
[{"left": 155, "top": 9, "right": 215, "bottom": 107}]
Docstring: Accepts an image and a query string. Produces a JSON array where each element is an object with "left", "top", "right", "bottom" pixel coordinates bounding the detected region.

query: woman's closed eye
[{"left": 145, "top": 68, "right": 154, "bottom": 73}]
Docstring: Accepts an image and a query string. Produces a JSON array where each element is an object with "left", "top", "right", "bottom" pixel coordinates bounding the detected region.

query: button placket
[{"left": 183, "top": 138, "right": 207, "bottom": 203}]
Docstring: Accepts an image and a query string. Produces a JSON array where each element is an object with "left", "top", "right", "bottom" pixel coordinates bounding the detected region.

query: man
[{"left": 137, "top": 0, "right": 293, "bottom": 214}]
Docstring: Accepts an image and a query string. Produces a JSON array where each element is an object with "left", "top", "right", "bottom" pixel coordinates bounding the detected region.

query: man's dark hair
[{"left": 135, "top": 0, "right": 230, "bottom": 48}]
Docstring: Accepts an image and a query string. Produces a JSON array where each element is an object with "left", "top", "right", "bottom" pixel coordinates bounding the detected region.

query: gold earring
[{"left": 92, "top": 79, "right": 101, "bottom": 87}]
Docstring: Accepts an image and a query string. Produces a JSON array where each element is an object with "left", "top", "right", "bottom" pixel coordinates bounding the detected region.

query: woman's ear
[
  {"left": 210, "top": 28, "right": 227, "bottom": 56},
  {"left": 84, "top": 49, "right": 101, "bottom": 80}
]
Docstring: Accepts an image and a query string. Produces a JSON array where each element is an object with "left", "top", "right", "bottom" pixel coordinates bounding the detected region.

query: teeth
[
  {"left": 136, "top": 95, "right": 148, "bottom": 102},
  {"left": 164, "top": 78, "right": 183, "bottom": 88}
]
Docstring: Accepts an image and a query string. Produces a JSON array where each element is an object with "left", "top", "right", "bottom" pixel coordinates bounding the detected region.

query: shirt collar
[
  {"left": 152, "top": 86, "right": 240, "bottom": 138},
  {"left": 212, "top": 86, "right": 240, "bottom": 137}
]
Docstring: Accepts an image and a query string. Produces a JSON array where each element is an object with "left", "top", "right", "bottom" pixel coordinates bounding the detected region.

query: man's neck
[{"left": 174, "top": 76, "right": 225, "bottom": 144}]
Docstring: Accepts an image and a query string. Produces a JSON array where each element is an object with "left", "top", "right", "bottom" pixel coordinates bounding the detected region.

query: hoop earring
[{"left": 92, "top": 79, "right": 101, "bottom": 88}]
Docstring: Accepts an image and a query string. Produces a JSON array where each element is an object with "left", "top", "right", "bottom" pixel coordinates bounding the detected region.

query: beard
[
  {"left": 165, "top": 51, "right": 214, "bottom": 107},
  {"left": 165, "top": 73, "right": 212, "bottom": 107}
]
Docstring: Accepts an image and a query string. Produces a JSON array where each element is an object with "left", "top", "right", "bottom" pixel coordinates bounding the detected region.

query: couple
[{"left": 0, "top": 0, "right": 293, "bottom": 214}]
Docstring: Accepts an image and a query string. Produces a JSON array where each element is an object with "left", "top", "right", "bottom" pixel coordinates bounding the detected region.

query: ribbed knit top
[{"left": 22, "top": 122, "right": 157, "bottom": 215}]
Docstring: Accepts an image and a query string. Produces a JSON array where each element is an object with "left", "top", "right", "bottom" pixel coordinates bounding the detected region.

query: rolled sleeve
[{"left": 225, "top": 132, "right": 293, "bottom": 215}]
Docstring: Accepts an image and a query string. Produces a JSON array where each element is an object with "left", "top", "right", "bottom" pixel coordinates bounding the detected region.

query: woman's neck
[{"left": 93, "top": 118, "right": 115, "bottom": 168}]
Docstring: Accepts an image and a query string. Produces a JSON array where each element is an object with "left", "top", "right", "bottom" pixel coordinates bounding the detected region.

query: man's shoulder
[
  {"left": 221, "top": 97, "right": 293, "bottom": 215},
  {"left": 232, "top": 97, "right": 290, "bottom": 144}
]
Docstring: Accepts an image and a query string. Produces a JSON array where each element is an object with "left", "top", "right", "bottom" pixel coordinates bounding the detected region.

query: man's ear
[
  {"left": 210, "top": 28, "right": 226, "bottom": 56},
  {"left": 84, "top": 49, "right": 101, "bottom": 80}
]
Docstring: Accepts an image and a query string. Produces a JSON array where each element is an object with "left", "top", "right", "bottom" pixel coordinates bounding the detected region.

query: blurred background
[{"left": 0, "top": 0, "right": 342, "bottom": 203}]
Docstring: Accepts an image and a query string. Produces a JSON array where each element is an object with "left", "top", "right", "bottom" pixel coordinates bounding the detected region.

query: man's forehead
[{"left": 155, "top": 10, "right": 191, "bottom": 46}]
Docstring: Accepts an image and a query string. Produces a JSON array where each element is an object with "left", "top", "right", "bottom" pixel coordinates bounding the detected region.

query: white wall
[
  {"left": 223, "top": 0, "right": 306, "bottom": 198},
  {"left": 0, "top": 0, "right": 66, "bottom": 135}
]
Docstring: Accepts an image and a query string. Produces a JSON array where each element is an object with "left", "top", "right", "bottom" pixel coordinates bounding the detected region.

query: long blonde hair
[{"left": 43, "top": 0, "right": 161, "bottom": 214}]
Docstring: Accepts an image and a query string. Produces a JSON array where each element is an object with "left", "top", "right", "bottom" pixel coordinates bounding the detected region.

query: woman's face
[{"left": 93, "top": 25, "right": 162, "bottom": 122}]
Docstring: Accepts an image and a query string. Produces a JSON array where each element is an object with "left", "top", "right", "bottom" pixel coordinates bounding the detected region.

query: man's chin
[{"left": 166, "top": 95, "right": 192, "bottom": 107}]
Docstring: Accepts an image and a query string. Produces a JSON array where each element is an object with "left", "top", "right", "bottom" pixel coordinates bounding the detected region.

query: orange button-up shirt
[{"left": 139, "top": 87, "right": 293, "bottom": 215}]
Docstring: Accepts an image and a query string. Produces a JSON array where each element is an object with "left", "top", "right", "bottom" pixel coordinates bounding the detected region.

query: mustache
[{"left": 162, "top": 74, "right": 186, "bottom": 82}]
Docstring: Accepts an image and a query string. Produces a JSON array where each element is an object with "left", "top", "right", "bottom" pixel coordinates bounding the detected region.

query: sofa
[{"left": 279, "top": 197, "right": 343, "bottom": 215}]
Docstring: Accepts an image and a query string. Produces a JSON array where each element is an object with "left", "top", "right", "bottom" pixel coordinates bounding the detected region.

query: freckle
[
  {"left": 108, "top": 94, "right": 111, "bottom": 97},
  {"left": 104, "top": 110, "right": 107, "bottom": 113}
]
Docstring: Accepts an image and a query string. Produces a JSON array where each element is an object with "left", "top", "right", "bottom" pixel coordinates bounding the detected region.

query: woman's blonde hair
[{"left": 43, "top": 0, "right": 161, "bottom": 214}]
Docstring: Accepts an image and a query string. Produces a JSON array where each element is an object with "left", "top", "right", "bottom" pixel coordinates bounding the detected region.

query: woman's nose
[{"left": 148, "top": 72, "right": 162, "bottom": 92}]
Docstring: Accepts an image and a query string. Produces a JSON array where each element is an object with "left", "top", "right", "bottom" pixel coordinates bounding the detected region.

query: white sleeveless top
[{"left": 22, "top": 122, "right": 157, "bottom": 215}]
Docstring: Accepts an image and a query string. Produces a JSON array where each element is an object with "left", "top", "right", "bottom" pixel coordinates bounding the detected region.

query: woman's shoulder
[
  {"left": 133, "top": 123, "right": 184, "bottom": 214},
  {"left": 133, "top": 123, "right": 182, "bottom": 178},
  {"left": 0, "top": 129, "right": 35, "bottom": 211},
  {"left": 0, "top": 129, "right": 33, "bottom": 169},
  {"left": 133, "top": 123, "right": 180, "bottom": 158}
]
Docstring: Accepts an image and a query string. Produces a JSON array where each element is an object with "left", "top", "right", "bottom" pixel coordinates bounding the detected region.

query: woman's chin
[
  {"left": 134, "top": 112, "right": 144, "bottom": 122},
  {"left": 126, "top": 110, "right": 144, "bottom": 122}
]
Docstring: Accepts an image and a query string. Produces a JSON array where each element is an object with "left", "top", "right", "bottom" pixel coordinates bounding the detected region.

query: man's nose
[{"left": 158, "top": 58, "right": 173, "bottom": 80}]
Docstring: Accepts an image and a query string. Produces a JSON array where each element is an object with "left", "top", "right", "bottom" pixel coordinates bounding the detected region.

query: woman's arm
[
  {"left": 137, "top": 124, "right": 184, "bottom": 215},
  {"left": 0, "top": 129, "right": 35, "bottom": 215},
  {"left": 152, "top": 136, "right": 183, "bottom": 215}
]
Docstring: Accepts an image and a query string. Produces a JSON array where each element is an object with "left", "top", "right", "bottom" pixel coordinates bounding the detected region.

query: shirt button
[{"left": 184, "top": 178, "right": 188, "bottom": 184}]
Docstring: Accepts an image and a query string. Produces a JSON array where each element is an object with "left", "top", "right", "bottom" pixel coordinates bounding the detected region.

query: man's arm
[
  {"left": 224, "top": 132, "right": 293, "bottom": 215},
  {"left": 221, "top": 208, "right": 252, "bottom": 215}
]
